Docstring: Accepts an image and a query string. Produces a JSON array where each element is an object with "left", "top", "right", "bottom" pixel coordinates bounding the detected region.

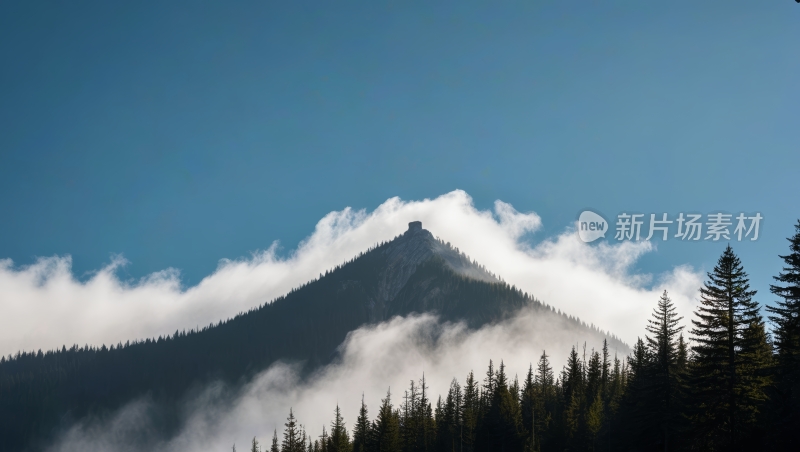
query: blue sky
[{"left": 1, "top": 1, "right": 797, "bottom": 313}]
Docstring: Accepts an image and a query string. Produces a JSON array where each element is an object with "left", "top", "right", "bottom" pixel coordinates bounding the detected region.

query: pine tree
[
  {"left": 416, "top": 374, "right": 435, "bottom": 452},
  {"left": 766, "top": 219, "right": 800, "bottom": 444},
  {"left": 329, "top": 404, "right": 351, "bottom": 452},
  {"left": 482, "top": 359, "right": 495, "bottom": 410},
  {"left": 562, "top": 347, "right": 583, "bottom": 413},
  {"left": 437, "top": 378, "right": 461, "bottom": 452},
  {"left": 272, "top": 429, "right": 280, "bottom": 452},
  {"left": 562, "top": 347, "right": 584, "bottom": 447},
  {"left": 644, "top": 290, "right": 684, "bottom": 451},
  {"left": 521, "top": 360, "right": 548, "bottom": 452},
  {"left": 601, "top": 340, "right": 610, "bottom": 402},
  {"left": 535, "top": 351, "right": 554, "bottom": 392},
  {"left": 605, "top": 353, "right": 624, "bottom": 450},
  {"left": 689, "top": 244, "right": 767, "bottom": 449},
  {"left": 283, "top": 409, "right": 304, "bottom": 452},
  {"left": 585, "top": 350, "right": 602, "bottom": 406},
  {"left": 488, "top": 361, "right": 523, "bottom": 452},
  {"left": 534, "top": 350, "right": 554, "bottom": 450},
  {"left": 521, "top": 364, "right": 536, "bottom": 452},
  {"left": 510, "top": 375, "right": 520, "bottom": 405},
  {"left": 252, "top": 436, "right": 261, "bottom": 452},
  {"left": 461, "top": 371, "right": 479, "bottom": 452},
  {"left": 353, "top": 394, "right": 370, "bottom": 452},
  {"left": 319, "top": 426, "right": 329, "bottom": 452},
  {"left": 375, "top": 388, "right": 400, "bottom": 452}
]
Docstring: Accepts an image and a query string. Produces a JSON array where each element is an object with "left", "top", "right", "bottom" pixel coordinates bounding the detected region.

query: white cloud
[{"left": 0, "top": 190, "right": 702, "bottom": 357}]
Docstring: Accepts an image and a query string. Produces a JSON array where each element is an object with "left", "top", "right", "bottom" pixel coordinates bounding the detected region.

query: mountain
[{"left": 0, "top": 222, "right": 627, "bottom": 451}]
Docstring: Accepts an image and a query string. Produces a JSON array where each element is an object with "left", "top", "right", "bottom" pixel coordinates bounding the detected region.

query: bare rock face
[{"left": 366, "top": 221, "right": 499, "bottom": 322}]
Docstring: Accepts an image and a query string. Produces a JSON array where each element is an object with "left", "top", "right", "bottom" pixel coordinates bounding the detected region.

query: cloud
[
  {"left": 0, "top": 189, "right": 702, "bottom": 357},
  {"left": 47, "top": 308, "right": 628, "bottom": 452}
]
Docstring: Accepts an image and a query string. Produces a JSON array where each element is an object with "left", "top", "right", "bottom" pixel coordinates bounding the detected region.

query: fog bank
[{"left": 49, "top": 306, "right": 626, "bottom": 452}]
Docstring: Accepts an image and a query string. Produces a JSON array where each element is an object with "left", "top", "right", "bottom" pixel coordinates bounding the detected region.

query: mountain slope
[{"left": 0, "top": 222, "right": 627, "bottom": 451}]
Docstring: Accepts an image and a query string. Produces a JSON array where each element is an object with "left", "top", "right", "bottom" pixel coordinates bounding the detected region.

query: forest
[{"left": 241, "top": 221, "right": 800, "bottom": 452}]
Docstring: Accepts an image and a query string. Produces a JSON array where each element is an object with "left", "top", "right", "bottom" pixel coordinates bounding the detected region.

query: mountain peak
[
  {"left": 369, "top": 222, "right": 499, "bottom": 316},
  {"left": 389, "top": 221, "right": 497, "bottom": 283}
]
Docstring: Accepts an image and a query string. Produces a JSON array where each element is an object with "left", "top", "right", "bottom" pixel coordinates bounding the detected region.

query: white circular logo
[{"left": 577, "top": 211, "right": 607, "bottom": 243}]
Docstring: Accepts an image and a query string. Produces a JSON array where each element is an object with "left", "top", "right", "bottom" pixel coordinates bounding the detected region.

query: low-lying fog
[{"left": 50, "top": 306, "right": 624, "bottom": 452}]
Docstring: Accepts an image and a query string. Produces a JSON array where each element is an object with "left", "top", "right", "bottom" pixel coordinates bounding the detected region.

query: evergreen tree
[
  {"left": 437, "top": 378, "right": 461, "bottom": 452},
  {"left": 375, "top": 388, "right": 400, "bottom": 452},
  {"left": 535, "top": 351, "right": 554, "bottom": 391},
  {"left": 461, "top": 371, "right": 479, "bottom": 452},
  {"left": 562, "top": 347, "right": 583, "bottom": 414},
  {"left": 766, "top": 219, "right": 800, "bottom": 444},
  {"left": 482, "top": 360, "right": 495, "bottom": 410},
  {"left": 605, "top": 353, "right": 623, "bottom": 450},
  {"left": 283, "top": 409, "right": 304, "bottom": 452},
  {"left": 520, "top": 364, "right": 536, "bottom": 452},
  {"left": 353, "top": 394, "right": 370, "bottom": 452},
  {"left": 521, "top": 362, "right": 548, "bottom": 452},
  {"left": 487, "top": 361, "right": 523, "bottom": 452},
  {"left": 252, "top": 436, "right": 261, "bottom": 452},
  {"left": 510, "top": 375, "right": 520, "bottom": 405},
  {"left": 562, "top": 347, "right": 584, "bottom": 447},
  {"left": 319, "top": 426, "right": 329, "bottom": 452},
  {"left": 400, "top": 382, "right": 417, "bottom": 452},
  {"left": 585, "top": 350, "right": 602, "bottom": 407},
  {"left": 689, "top": 245, "right": 767, "bottom": 449},
  {"left": 644, "top": 290, "right": 684, "bottom": 451},
  {"left": 416, "top": 374, "right": 435, "bottom": 452},
  {"left": 534, "top": 351, "right": 554, "bottom": 450},
  {"left": 272, "top": 429, "right": 281, "bottom": 452},
  {"left": 329, "top": 404, "right": 351, "bottom": 452}
]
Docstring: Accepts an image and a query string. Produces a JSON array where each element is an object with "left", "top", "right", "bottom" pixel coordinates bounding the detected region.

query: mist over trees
[{"left": 240, "top": 221, "right": 800, "bottom": 452}]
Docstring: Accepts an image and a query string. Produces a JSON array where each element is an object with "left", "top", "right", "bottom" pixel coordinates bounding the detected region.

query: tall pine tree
[
  {"left": 644, "top": 290, "right": 684, "bottom": 451},
  {"left": 375, "top": 388, "right": 400, "bottom": 452},
  {"left": 283, "top": 409, "right": 304, "bottom": 452},
  {"left": 353, "top": 394, "right": 370, "bottom": 452},
  {"left": 329, "top": 404, "right": 351, "bottom": 452},
  {"left": 461, "top": 371, "right": 479, "bottom": 452},
  {"left": 689, "top": 245, "right": 767, "bottom": 449},
  {"left": 272, "top": 430, "right": 281, "bottom": 452}
]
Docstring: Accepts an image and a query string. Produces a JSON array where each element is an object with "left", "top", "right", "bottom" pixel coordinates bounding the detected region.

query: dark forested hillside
[{"left": 0, "top": 222, "right": 625, "bottom": 451}]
